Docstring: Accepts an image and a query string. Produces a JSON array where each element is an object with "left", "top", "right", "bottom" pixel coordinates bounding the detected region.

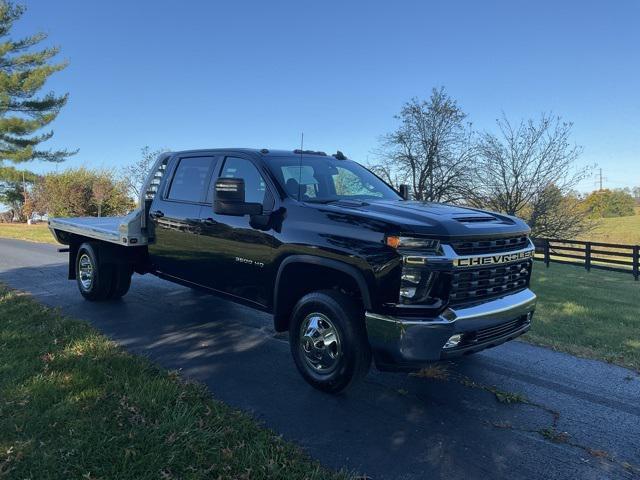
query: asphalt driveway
[{"left": 1, "top": 238, "right": 638, "bottom": 479}]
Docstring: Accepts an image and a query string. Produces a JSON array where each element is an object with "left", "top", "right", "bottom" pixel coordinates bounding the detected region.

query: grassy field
[
  {"left": 529, "top": 261, "right": 640, "bottom": 371},
  {"left": 0, "top": 222, "right": 57, "bottom": 244},
  {"left": 0, "top": 284, "right": 346, "bottom": 480},
  {"left": 581, "top": 208, "right": 640, "bottom": 245}
]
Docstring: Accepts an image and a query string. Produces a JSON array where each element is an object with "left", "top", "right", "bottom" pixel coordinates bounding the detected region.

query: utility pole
[
  {"left": 598, "top": 168, "right": 603, "bottom": 191},
  {"left": 594, "top": 168, "right": 607, "bottom": 192}
]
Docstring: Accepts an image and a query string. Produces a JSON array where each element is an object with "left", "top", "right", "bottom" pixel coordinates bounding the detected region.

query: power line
[{"left": 594, "top": 168, "right": 608, "bottom": 191}]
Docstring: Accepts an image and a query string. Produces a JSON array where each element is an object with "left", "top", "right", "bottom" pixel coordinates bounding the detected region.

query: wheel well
[
  {"left": 273, "top": 262, "right": 368, "bottom": 332},
  {"left": 67, "top": 235, "right": 148, "bottom": 280}
]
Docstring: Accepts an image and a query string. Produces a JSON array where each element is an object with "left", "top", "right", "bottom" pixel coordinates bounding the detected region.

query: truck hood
[{"left": 312, "top": 199, "right": 530, "bottom": 239}]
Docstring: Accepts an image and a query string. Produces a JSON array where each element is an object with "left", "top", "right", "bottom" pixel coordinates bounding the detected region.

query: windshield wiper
[
  {"left": 304, "top": 198, "right": 341, "bottom": 204},
  {"left": 304, "top": 198, "right": 371, "bottom": 207}
]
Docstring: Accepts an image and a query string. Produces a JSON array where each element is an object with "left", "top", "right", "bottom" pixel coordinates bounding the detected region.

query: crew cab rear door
[{"left": 147, "top": 154, "right": 217, "bottom": 282}]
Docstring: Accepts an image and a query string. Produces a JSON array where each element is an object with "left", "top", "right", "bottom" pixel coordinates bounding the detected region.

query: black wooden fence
[{"left": 533, "top": 238, "right": 639, "bottom": 280}]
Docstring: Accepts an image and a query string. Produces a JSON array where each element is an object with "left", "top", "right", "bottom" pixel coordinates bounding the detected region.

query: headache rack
[{"left": 449, "top": 260, "right": 532, "bottom": 307}]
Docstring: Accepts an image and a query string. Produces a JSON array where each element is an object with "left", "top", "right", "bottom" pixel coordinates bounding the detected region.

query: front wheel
[{"left": 289, "top": 290, "right": 371, "bottom": 393}]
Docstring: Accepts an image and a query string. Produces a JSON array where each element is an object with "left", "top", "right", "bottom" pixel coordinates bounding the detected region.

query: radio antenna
[{"left": 297, "top": 132, "right": 304, "bottom": 201}]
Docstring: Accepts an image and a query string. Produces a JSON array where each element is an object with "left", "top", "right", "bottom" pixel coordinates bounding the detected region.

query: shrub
[
  {"left": 33, "top": 168, "right": 134, "bottom": 217},
  {"left": 582, "top": 189, "right": 636, "bottom": 218}
]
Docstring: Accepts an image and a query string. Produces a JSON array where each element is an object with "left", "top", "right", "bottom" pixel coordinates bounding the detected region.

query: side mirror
[
  {"left": 214, "top": 178, "right": 263, "bottom": 216},
  {"left": 399, "top": 184, "right": 410, "bottom": 201}
]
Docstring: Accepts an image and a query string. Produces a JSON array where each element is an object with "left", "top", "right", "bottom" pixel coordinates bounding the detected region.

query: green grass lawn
[
  {"left": 528, "top": 261, "right": 640, "bottom": 371},
  {"left": 0, "top": 284, "right": 346, "bottom": 480},
  {"left": 0, "top": 223, "right": 57, "bottom": 244},
  {"left": 581, "top": 208, "right": 640, "bottom": 245}
]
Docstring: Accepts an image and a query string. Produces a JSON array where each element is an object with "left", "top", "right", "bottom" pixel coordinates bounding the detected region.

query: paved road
[{"left": 1, "top": 238, "right": 639, "bottom": 479}]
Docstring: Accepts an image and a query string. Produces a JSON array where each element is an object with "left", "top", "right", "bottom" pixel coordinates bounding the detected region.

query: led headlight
[
  {"left": 387, "top": 235, "right": 444, "bottom": 305},
  {"left": 386, "top": 236, "right": 441, "bottom": 254}
]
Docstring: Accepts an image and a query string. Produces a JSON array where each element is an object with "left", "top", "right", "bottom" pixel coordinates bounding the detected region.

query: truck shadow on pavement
[{"left": 1, "top": 262, "right": 639, "bottom": 480}]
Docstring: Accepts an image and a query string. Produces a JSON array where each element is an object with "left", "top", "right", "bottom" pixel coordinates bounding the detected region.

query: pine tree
[{"left": 0, "top": 0, "right": 74, "bottom": 191}]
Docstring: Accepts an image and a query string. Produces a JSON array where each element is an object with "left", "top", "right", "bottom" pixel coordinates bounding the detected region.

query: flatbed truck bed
[{"left": 49, "top": 209, "right": 148, "bottom": 246}]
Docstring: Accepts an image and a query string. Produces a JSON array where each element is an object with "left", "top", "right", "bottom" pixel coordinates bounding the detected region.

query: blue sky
[{"left": 14, "top": 0, "right": 640, "bottom": 192}]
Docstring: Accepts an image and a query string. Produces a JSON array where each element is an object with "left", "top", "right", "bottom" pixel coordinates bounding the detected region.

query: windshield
[{"left": 268, "top": 156, "right": 401, "bottom": 203}]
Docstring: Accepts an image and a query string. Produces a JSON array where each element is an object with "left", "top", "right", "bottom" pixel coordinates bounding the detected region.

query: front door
[
  {"left": 148, "top": 154, "right": 216, "bottom": 283},
  {"left": 198, "top": 155, "right": 279, "bottom": 306}
]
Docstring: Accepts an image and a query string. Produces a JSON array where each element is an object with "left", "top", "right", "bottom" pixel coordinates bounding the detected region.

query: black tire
[
  {"left": 289, "top": 290, "right": 371, "bottom": 393},
  {"left": 76, "top": 242, "right": 113, "bottom": 301},
  {"left": 108, "top": 263, "right": 132, "bottom": 299}
]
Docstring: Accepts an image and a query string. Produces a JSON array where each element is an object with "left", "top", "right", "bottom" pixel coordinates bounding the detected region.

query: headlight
[
  {"left": 386, "top": 235, "right": 444, "bottom": 305},
  {"left": 399, "top": 266, "right": 438, "bottom": 304},
  {"left": 386, "top": 236, "right": 441, "bottom": 254}
]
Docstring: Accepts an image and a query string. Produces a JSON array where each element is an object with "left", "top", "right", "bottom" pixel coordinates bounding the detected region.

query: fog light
[
  {"left": 444, "top": 334, "right": 463, "bottom": 349},
  {"left": 398, "top": 268, "right": 438, "bottom": 305},
  {"left": 400, "top": 287, "right": 417, "bottom": 299},
  {"left": 401, "top": 269, "right": 422, "bottom": 284}
]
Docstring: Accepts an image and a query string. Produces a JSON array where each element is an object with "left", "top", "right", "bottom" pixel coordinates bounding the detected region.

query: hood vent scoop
[{"left": 454, "top": 215, "right": 497, "bottom": 223}]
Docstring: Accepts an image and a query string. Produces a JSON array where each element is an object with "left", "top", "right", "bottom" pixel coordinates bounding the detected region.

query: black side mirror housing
[
  {"left": 399, "top": 184, "right": 410, "bottom": 201},
  {"left": 214, "top": 178, "right": 263, "bottom": 216}
]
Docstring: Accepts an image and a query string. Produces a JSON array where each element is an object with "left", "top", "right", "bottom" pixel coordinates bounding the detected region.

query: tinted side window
[
  {"left": 167, "top": 156, "right": 212, "bottom": 202},
  {"left": 220, "top": 157, "right": 266, "bottom": 204}
]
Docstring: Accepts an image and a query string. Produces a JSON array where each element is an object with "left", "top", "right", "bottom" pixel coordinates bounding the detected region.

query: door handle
[
  {"left": 202, "top": 217, "right": 216, "bottom": 225},
  {"left": 149, "top": 210, "right": 164, "bottom": 219}
]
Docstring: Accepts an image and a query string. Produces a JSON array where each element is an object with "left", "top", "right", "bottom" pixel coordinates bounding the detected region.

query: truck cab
[{"left": 49, "top": 148, "right": 536, "bottom": 392}]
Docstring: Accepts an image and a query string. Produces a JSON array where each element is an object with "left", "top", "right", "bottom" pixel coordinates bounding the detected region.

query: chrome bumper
[{"left": 365, "top": 289, "right": 537, "bottom": 370}]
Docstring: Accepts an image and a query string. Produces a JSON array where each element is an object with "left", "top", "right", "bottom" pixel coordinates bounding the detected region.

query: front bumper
[{"left": 365, "top": 289, "right": 536, "bottom": 371}]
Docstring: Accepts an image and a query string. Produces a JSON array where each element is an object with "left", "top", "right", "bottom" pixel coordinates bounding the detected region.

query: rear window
[{"left": 167, "top": 157, "right": 212, "bottom": 202}]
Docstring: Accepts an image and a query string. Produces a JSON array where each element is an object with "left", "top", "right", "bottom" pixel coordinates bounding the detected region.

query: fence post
[
  {"left": 585, "top": 242, "right": 591, "bottom": 272},
  {"left": 544, "top": 239, "right": 550, "bottom": 268},
  {"left": 633, "top": 245, "right": 639, "bottom": 281}
]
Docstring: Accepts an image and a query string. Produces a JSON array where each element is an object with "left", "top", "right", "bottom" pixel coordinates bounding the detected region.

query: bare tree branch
[
  {"left": 468, "top": 113, "right": 593, "bottom": 237},
  {"left": 369, "top": 87, "right": 475, "bottom": 202},
  {"left": 120, "top": 146, "right": 169, "bottom": 200}
]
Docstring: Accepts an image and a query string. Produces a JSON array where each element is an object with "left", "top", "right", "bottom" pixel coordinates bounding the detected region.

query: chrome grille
[
  {"left": 451, "top": 235, "right": 529, "bottom": 255},
  {"left": 449, "top": 260, "right": 532, "bottom": 306}
]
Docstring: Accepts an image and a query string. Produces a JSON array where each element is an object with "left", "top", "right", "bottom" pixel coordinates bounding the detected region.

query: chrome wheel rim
[
  {"left": 78, "top": 253, "right": 94, "bottom": 291},
  {"left": 300, "top": 312, "right": 342, "bottom": 373}
]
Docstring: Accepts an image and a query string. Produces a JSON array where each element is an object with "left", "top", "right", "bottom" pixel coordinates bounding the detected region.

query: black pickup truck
[{"left": 49, "top": 148, "right": 536, "bottom": 392}]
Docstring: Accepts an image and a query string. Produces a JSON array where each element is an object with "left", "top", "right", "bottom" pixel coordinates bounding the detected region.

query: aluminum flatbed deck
[{"left": 48, "top": 209, "right": 148, "bottom": 246}]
